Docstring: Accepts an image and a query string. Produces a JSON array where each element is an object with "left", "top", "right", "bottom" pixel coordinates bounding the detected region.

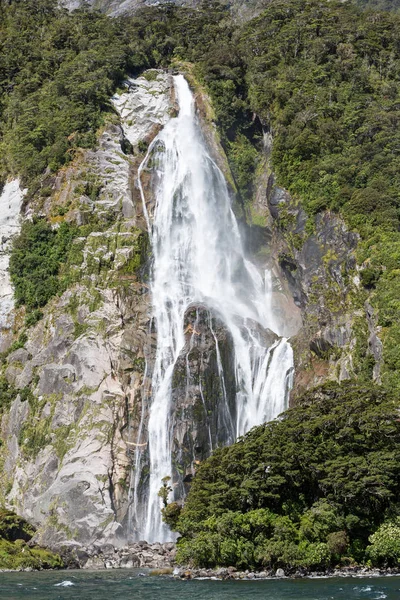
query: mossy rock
[
  {"left": 0, "top": 510, "right": 35, "bottom": 543},
  {"left": 0, "top": 510, "right": 64, "bottom": 569},
  {"left": 0, "top": 539, "right": 63, "bottom": 570}
]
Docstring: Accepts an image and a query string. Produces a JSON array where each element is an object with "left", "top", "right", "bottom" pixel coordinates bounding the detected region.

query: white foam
[{"left": 54, "top": 580, "right": 75, "bottom": 587}]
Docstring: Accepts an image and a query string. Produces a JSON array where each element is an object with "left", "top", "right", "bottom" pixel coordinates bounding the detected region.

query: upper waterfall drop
[{"left": 135, "top": 74, "right": 294, "bottom": 543}]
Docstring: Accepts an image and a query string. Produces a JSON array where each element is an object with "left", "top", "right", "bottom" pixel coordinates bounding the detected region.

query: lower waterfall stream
[{"left": 133, "top": 75, "right": 294, "bottom": 543}]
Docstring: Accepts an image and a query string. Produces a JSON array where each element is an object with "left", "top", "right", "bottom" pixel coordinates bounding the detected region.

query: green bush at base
[
  {"left": 0, "top": 510, "right": 63, "bottom": 570},
  {"left": 168, "top": 383, "right": 400, "bottom": 570}
]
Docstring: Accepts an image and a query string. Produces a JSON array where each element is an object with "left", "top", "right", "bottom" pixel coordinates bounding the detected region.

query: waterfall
[{"left": 134, "top": 75, "right": 294, "bottom": 543}]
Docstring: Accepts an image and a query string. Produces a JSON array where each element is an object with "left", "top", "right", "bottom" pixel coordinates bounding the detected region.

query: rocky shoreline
[
  {"left": 171, "top": 566, "right": 400, "bottom": 580},
  {"left": 1, "top": 537, "right": 399, "bottom": 579},
  {"left": 57, "top": 541, "right": 177, "bottom": 570},
  {"left": 42, "top": 544, "right": 399, "bottom": 580}
]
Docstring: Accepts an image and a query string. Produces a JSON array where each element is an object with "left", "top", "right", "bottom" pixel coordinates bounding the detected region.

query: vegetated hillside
[
  {"left": 0, "top": 0, "right": 160, "bottom": 192},
  {"left": 126, "top": 0, "right": 400, "bottom": 393},
  {"left": 166, "top": 383, "right": 400, "bottom": 570},
  {"left": 1, "top": 0, "right": 400, "bottom": 561}
]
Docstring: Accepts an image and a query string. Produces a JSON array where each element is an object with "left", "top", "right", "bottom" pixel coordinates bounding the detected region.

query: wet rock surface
[
  {"left": 170, "top": 305, "right": 237, "bottom": 474},
  {"left": 252, "top": 147, "right": 376, "bottom": 399},
  {"left": 171, "top": 564, "right": 400, "bottom": 581},
  {"left": 54, "top": 544, "right": 400, "bottom": 580}
]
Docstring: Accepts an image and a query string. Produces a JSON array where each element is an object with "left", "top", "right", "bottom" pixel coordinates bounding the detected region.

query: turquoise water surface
[{"left": 0, "top": 570, "right": 399, "bottom": 600}]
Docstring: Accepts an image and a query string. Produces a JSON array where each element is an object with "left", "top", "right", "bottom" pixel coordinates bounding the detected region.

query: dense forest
[
  {"left": 166, "top": 383, "right": 400, "bottom": 570},
  {"left": 1, "top": 0, "right": 400, "bottom": 571},
  {"left": 0, "top": 0, "right": 149, "bottom": 188}
]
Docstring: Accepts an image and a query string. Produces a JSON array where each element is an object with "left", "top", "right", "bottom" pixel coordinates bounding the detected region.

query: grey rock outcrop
[
  {"left": 0, "top": 180, "right": 25, "bottom": 352},
  {"left": 251, "top": 136, "right": 379, "bottom": 398},
  {"left": 0, "top": 71, "right": 174, "bottom": 548},
  {"left": 60, "top": 0, "right": 190, "bottom": 17}
]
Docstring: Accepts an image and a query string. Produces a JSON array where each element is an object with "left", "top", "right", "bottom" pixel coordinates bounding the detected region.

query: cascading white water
[{"left": 137, "top": 75, "right": 294, "bottom": 543}]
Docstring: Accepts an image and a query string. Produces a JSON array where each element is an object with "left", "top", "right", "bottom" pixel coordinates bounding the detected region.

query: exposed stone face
[
  {"left": 0, "top": 180, "right": 25, "bottom": 352},
  {"left": 112, "top": 73, "right": 173, "bottom": 147},
  {"left": 60, "top": 0, "right": 188, "bottom": 16},
  {"left": 170, "top": 306, "right": 237, "bottom": 494},
  {"left": 169, "top": 305, "right": 279, "bottom": 487},
  {"left": 251, "top": 141, "right": 378, "bottom": 399},
  {"left": 0, "top": 71, "right": 173, "bottom": 548},
  {"left": 0, "top": 67, "right": 374, "bottom": 552},
  {"left": 365, "top": 301, "right": 383, "bottom": 383}
]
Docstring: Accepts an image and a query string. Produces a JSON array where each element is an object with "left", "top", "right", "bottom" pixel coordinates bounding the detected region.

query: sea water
[{"left": 0, "top": 570, "right": 398, "bottom": 600}]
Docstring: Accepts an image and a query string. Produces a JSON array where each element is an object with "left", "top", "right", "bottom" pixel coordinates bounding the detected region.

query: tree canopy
[{"left": 168, "top": 383, "right": 400, "bottom": 570}]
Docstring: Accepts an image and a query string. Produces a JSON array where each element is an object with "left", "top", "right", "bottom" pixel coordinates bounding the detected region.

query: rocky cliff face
[
  {"left": 1, "top": 70, "right": 287, "bottom": 549},
  {"left": 0, "top": 72, "right": 174, "bottom": 548},
  {"left": 0, "top": 181, "right": 25, "bottom": 353},
  {"left": 0, "top": 68, "right": 378, "bottom": 551},
  {"left": 249, "top": 135, "right": 381, "bottom": 402},
  {"left": 60, "top": 0, "right": 183, "bottom": 16}
]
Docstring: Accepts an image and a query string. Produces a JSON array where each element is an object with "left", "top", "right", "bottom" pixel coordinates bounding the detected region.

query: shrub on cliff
[
  {"left": 0, "top": 510, "right": 63, "bottom": 570},
  {"left": 170, "top": 383, "right": 400, "bottom": 570},
  {"left": 0, "top": 510, "right": 35, "bottom": 543},
  {"left": 9, "top": 219, "right": 78, "bottom": 309}
]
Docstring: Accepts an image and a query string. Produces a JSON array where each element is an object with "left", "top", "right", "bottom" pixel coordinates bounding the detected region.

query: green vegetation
[
  {"left": 18, "top": 392, "right": 62, "bottom": 460},
  {"left": 2, "top": 0, "right": 400, "bottom": 573},
  {"left": 0, "top": 509, "right": 35, "bottom": 542},
  {"left": 9, "top": 219, "right": 78, "bottom": 309},
  {"left": 124, "top": 0, "right": 400, "bottom": 393},
  {"left": 0, "top": 509, "right": 63, "bottom": 570},
  {"left": 0, "top": 378, "right": 19, "bottom": 413},
  {"left": 0, "top": 0, "right": 151, "bottom": 188},
  {"left": 167, "top": 383, "right": 400, "bottom": 570}
]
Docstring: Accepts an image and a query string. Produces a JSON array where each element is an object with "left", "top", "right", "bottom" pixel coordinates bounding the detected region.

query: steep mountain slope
[
  {"left": 1, "top": 72, "right": 175, "bottom": 546},
  {"left": 1, "top": 0, "right": 400, "bottom": 559}
]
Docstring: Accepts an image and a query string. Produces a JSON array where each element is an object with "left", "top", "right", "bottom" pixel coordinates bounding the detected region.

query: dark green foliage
[
  {"left": 360, "top": 267, "right": 381, "bottom": 289},
  {"left": 0, "top": 0, "right": 150, "bottom": 186},
  {"left": 0, "top": 539, "right": 64, "bottom": 570},
  {"left": 162, "top": 501, "right": 182, "bottom": 530},
  {"left": 172, "top": 383, "right": 400, "bottom": 569},
  {"left": 9, "top": 219, "right": 78, "bottom": 309},
  {"left": 0, "top": 378, "right": 18, "bottom": 413},
  {"left": 235, "top": 0, "right": 400, "bottom": 229},
  {"left": 228, "top": 134, "right": 259, "bottom": 199},
  {"left": 0, "top": 509, "right": 35, "bottom": 543},
  {"left": 0, "top": 509, "right": 63, "bottom": 569},
  {"left": 25, "top": 309, "right": 44, "bottom": 328},
  {"left": 158, "top": 476, "right": 173, "bottom": 508}
]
